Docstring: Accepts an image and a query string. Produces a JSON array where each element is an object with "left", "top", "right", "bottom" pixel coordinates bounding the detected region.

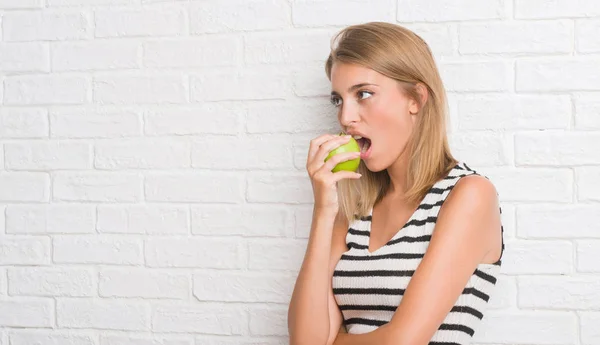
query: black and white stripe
[{"left": 332, "top": 162, "right": 504, "bottom": 344}]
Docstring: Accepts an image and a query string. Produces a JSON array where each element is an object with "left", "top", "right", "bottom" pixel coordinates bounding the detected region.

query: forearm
[
  {"left": 288, "top": 207, "right": 338, "bottom": 345},
  {"left": 333, "top": 323, "right": 399, "bottom": 345}
]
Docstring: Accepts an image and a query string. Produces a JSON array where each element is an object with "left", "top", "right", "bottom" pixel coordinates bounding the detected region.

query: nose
[{"left": 338, "top": 102, "right": 360, "bottom": 129}]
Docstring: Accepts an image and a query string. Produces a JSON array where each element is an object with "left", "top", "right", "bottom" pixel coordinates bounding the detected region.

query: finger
[
  {"left": 331, "top": 170, "right": 363, "bottom": 183},
  {"left": 307, "top": 134, "right": 339, "bottom": 163},
  {"left": 321, "top": 151, "right": 362, "bottom": 173},
  {"left": 315, "top": 135, "right": 353, "bottom": 164}
]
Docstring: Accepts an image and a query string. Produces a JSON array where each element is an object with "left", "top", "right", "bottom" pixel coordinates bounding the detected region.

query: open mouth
[{"left": 356, "top": 138, "right": 371, "bottom": 154}]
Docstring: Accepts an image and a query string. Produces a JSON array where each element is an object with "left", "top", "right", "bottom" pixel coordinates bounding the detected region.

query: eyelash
[{"left": 330, "top": 90, "right": 373, "bottom": 108}]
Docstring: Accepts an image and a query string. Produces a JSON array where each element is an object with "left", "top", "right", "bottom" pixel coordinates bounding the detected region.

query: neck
[{"left": 386, "top": 148, "right": 411, "bottom": 199}]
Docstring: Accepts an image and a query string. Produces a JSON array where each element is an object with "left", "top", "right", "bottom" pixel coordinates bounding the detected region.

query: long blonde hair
[{"left": 324, "top": 22, "right": 457, "bottom": 225}]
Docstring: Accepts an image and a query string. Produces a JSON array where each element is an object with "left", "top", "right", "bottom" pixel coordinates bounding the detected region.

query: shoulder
[
  {"left": 437, "top": 173, "right": 500, "bottom": 239},
  {"left": 450, "top": 174, "right": 498, "bottom": 206}
]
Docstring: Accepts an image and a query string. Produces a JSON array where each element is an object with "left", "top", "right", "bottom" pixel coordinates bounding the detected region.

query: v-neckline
[
  {"left": 365, "top": 196, "right": 425, "bottom": 255},
  {"left": 364, "top": 163, "right": 460, "bottom": 255}
]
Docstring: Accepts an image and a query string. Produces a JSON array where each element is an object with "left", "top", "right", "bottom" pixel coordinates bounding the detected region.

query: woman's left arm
[{"left": 333, "top": 175, "right": 502, "bottom": 345}]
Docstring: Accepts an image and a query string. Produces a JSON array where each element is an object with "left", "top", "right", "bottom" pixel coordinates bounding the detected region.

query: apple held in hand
[{"left": 324, "top": 133, "right": 361, "bottom": 172}]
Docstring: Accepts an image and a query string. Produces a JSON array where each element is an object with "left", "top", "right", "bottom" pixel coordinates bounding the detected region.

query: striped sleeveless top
[{"left": 332, "top": 162, "right": 504, "bottom": 344}]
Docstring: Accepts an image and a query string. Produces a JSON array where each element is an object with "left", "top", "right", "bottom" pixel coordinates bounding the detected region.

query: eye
[
  {"left": 330, "top": 91, "right": 374, "bottom": 108},
  {"left": 358, "top": 90, "right": 373, "bottom": 100},
  {"left": 330, "top": 96, "right": 342, "bottom": 107}
]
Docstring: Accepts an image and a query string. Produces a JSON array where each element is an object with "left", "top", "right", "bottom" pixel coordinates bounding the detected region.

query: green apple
[{"left": 324, "top": 133, "right": 361, "bottom": 172}]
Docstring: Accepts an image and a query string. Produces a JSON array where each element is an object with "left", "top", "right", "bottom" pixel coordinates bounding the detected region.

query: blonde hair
[{"left": 324, "top": 22, "right": 457, "bottom": 225}]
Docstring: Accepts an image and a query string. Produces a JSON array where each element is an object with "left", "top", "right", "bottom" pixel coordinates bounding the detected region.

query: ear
[{"left": 409, "top": 83, "right": 429, "bottom": 114}]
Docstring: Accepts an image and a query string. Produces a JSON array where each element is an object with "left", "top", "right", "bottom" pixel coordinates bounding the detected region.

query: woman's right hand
[{"left": 306, "top": 133, "right": 362, "bottom": 214}]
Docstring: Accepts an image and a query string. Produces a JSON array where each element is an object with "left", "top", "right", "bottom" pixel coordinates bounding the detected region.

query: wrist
[{"left": 313, "top": 206, "right": 338, "bottom": 221}]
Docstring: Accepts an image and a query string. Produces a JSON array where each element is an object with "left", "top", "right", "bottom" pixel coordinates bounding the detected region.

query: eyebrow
[{"left": 330, "top": 83, "right": 378, "bottom": 96}]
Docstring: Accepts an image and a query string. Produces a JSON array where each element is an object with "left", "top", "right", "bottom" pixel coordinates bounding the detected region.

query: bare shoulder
[
  {"left": 452, "top": 174, "right": 497, "bottom": 200},
  {"left": 436, "top": 174, "right": 501, "bottom": 260}
]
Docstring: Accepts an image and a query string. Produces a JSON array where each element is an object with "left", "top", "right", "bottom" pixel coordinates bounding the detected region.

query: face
[{"left": 330, "top": 62, "right": 421, "bottom": 172}]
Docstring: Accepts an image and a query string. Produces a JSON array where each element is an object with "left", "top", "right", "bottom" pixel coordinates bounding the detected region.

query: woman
[{"left": 287, "top": 22, "right": 505, "bottom": 345}]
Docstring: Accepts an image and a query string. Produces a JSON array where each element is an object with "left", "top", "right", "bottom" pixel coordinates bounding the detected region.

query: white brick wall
[{"left": 0, "top": 1, "right": 599, "bottom": 344}]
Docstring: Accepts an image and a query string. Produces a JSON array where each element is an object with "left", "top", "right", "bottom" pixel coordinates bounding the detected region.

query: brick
[
  {"left": 6, "top": 204, "right": 95, "bottom": 234},
  {"left": 57, "top": 298, "right": 150, "bottom": 331},
  {"left": 516, "top": 132, "right": 600, "bottom": 166},
  {"left": 144, "top": 37, "right": 241, "bottom": 68},
  {"left": 0, "top": 172, "right": 49, "bottom": 202},
  {"left": 517, "top": 59, "right": 600, "bottom": 91},
  {"left": 9, "top": 331, "right": 96, "bottom": 345},
  {"left": 291, "top": 64, "right": 333, "bottom": 98},
  {"left": 518, "top": 205, "right": 600, "bottom": 238},
  {"left": 192, "top": 271, "right": 295, "bottom": 303},
  {"left": 460, "top": 20, "right": 572, "bottom": 55},
  {"left": 95, "top": 138, "right": 190, "bottom": 169},
  {"left": 0, "top": 108, "right": 49, "bottom": 138},
  {"left": 488, "top": 275, "right": 516, "bottom": 309},
  {"left": 581, "top": 312, "right": 600, "bottom": 345},
  {"left": 248, "top": 306, "right": 287, "bottom": 336},
  {"left": 0, "top": 0, "right": 43, "bottom": 8},
  {"left": 402, "top": 24, "right": 455, "bottom": 57},
  {"left": 574, "top": 93, "right": 600, "bottom": 130},
  {"left": 101, "top": 335, "right": 192, "bottom": 345},
  {"left": 515, "top": 0, "right": 600, "bottom": 19},
  {"left": 4, "top": 141, "right": 90, "bottom": 170},
  {"left": 152, "top": 303, "right": 246, "bottom": 334},
  {"left": 145, "top": 173, "right": 242, "bottom": 203},
  {"left": 93, "top": 74, "right": 187, "bottom": 105},
  {"left": 4, "top": 75, "right": 88, "bottom": 105},
  {"left": 293, "top": 0, "right": 393, "bottom": 27},
  {"left": 458, "top": 95, "right": 571, "bottom": 130},
  {"left": 0, "top": 237, "right": 50, "bottom": 265},
  {"left": 53, "top": 172, "right": 142, "bottom": 202},
  {"left": 52, "top": 41, "right": 140, "bottom": 71},
  {"left": 95, "top": 6, "right": 185, "bottom": 38},
  {"left": 145, "top": 238, "right": 242, "bottom": 269},
  {"left": 50, "top": 107, "right": 142, "bottom": 138},
  {"left": 98, "top": 205, "right": 189, "bottom": 235},
  {"left": 0, "top": 269, "right": 6, "bottom": 295},
  {"left": 519, "top": 276, "right": 600, "bottom": 310},
  {"left": 0, "top": 299, "right": 54, "bottom": 327},
  {"left": 145, "top": 105, "right": 241, "bottom": 136},
  {"left": 50, "top": 0, "right": 137, "bottom": 5},
  {"left": 449, "top": 132, "right": 509, "bottom": 166},
  {"left": 244, "top": 31, "right": 332, "bottom": 65},
  {"left": 0, "top": 43, "right": 49, "bottom": 72},
  {"left": 191, "top": 134, "right": 293, "bottom": 170},
  {"left": 440, "top": 61, "right": 511, "bottom": 92},
  {"left": 472, "top": 310, "right": 577, "bottom": 344},
  {"left": 483, "top": 168, "right": 572, "bottom": 202},
  {"left": 99, "top": 268, "right": 189, "bottom": 299},
  {"left": 2, "top": 10, "right": 89, "bottom": 42},
  {"left": 190, "top": 0, "right": 290, "bottom": 33},
  {"left": 247, "top": 173, "right": 312, "bottom": 203},
  {"left": 576, "top": 240, "right": 600, "bottom": 272},
  {"left": 53, "top": 235, "right": 143, "bottom": 265},
  {"left": 577, "top": 167, "right": 600, "bottom": 202},
  {"left": 194, "top": 338, "right": 286, "bottom": 345},
  {"left": 191, "top": 205, "right": 290, "bottom": 237},
  {"left": 190, "top": 68, "right": 290, "bottom": 102},
  {"left": 577, "top": 19, "right": 600, "bottom": 53},
  {"left": 501, "top": 240, "right": 572, "bottom": 274},
  {"left": 397, "top": 0, "right": 504, "bottom": 22},
  {"left": 8, "top": 267, "right": 94, "bottom": 297},
  {"left": 248, "top": 239, "right": 307, "bottom": 271}
]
